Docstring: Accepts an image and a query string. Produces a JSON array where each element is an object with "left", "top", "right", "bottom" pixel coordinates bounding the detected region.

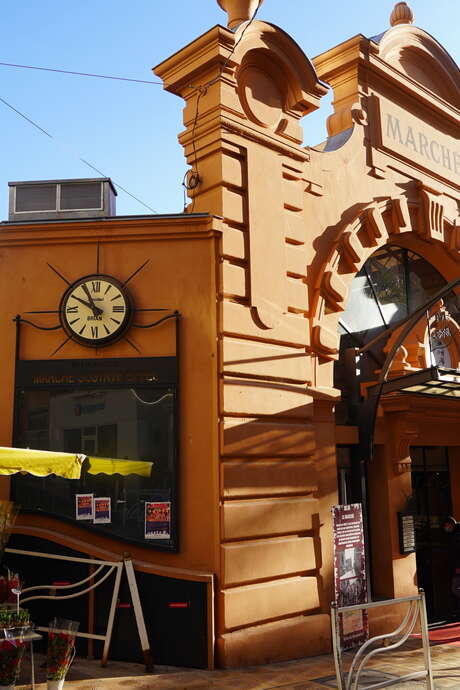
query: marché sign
[{"left": 379, "top": 98, "right": 460, "bottom": 186}]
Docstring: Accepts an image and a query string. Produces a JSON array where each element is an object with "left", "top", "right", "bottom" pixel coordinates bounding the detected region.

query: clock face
[{"left": 60, "top": 274, "right": 133, "bottom": 347}]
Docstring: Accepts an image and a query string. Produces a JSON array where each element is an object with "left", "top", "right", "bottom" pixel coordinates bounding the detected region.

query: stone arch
[{"left": 311, "top": 193, "right": 460, "bottom": 361}]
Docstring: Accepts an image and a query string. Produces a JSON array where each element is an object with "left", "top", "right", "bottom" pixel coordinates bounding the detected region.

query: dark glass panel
[
  {"left": 12, "top": 386, "right": 176, "bottom": 549},
  {"left": 365, "top": 247, "right": 407, "bottom": 325},
  {"left": 340, "top": 271, "right": 385, "bottom": 335},
  {"left": 407, "top": 250, "right": 446, "bottom": 312}
]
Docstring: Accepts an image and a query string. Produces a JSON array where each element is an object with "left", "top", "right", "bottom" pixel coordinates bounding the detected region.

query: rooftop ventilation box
[{"left": 8, "top": 178, "right": 117, "bottom": 222}]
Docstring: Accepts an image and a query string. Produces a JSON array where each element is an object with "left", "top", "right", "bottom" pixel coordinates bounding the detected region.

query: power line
[
  {"left": 185, "top": 6, "right": 261, "bottom": 209},
  {"left": 0, "top": 94, "right": 158, "bottom": 214},
  {"left": 0, "top": 61, "right": 162, "bottom": 85}
]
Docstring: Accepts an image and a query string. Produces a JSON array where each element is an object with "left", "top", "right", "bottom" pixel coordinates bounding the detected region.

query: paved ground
[{"left": 13, "top": 639, "right": 460, "bottom": 689}]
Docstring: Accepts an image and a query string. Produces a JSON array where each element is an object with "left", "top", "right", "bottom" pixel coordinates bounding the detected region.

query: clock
[{"left": 59, "top": 274, "right": 133, "bottom": 347}]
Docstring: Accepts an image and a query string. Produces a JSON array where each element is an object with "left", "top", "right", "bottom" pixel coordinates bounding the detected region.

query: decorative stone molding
[
  {"left": 341, "top": 230, "right": 364, "bottom": 270},
  {"left": 391, "top": 196, "right": 411, "bottom": 234},
  {"left": 377, "top": 24, "right": 460, "bottom": 108},
  {"left": 365, "top": 207, "right": 387, "bottom": 245},
  {"left": 447, "top": 221, "right": 460, "bottom": 256},
  {"left": 394, "top": 460, "right": 412, "bottom": 474},
  {"left": 311, "top": 325, "right": 339, "bottom": 359},
  {"left": 351, "top": 104, "right": 368, "bottom": 127},
  {"left": 311, "top": 197, "right": 413, "bottom": 360},
  {"left": 418, "top": 187, "right": 445, "bottom": 242},
  {"left": 321, "top": 271, "right": 348, "bottom": 311},
  {"left": 217, "top": 0, "right": 264, "bottom": 29},
  {"left": 391, "top": 428, "right": 418, "bottom": 474}
]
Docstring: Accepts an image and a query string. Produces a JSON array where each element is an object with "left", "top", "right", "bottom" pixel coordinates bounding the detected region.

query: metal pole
[
  {"left": 87, "top": 564, "right": 95, "bottom": 659},
  {"left": 418, "top": 590, "right": 434, "bottom": 689},
  {"left": 101, "top": 562, "right": 123, "bottom": 667},
  {"left": 330, "top": 602, "right": 344, "bottom": 690},
  {"left": 30, "top": 639, "right": 35, "bottom": 689},
  {"left": 124, "top": 557, "right": 154, "bottom": 672}
]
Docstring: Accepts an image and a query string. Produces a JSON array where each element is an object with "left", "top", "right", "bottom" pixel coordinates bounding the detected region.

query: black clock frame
[{"left": 59, "top": 273, "right": 134, "bottom": 348}]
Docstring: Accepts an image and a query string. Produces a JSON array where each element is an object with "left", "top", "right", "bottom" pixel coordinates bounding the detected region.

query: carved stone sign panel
[{"left": 378, "top": 97, "right": 460, "bottom": 187}]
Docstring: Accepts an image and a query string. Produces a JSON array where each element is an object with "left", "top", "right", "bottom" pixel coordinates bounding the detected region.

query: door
[{"left": 411, "top": 446, "right": 454, "bottom": 622}]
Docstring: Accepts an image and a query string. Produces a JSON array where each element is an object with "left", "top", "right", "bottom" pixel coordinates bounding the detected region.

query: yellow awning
[
  {"left": 87, "top": 457, "right": 153, "bottom": 477},
  {"left": 0, "top": 447, "right": 84, "bottom": 479}
]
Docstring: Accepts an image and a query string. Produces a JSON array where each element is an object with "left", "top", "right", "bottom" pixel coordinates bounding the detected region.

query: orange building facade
[{"left": 2, "top": 0, "right": 460, "bottom": 670}]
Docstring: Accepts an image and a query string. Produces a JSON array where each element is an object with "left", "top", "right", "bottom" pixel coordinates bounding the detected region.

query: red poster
[
  {"left": 333, "top": 503, "right": 368, "bottom": 649},
  {"left": 75, "top": 493, "right": 93, "bottom": 521},
  {"left": 145, "top": 501, "right": 171, "bottom": 539},
  {"left": 94, "top": 497, "right": 111, "bottom": 524}
]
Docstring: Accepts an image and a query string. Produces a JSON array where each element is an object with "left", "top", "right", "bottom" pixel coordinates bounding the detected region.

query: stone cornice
[{"left": 0, "top": 214, "right": 221, "bottom": 247}]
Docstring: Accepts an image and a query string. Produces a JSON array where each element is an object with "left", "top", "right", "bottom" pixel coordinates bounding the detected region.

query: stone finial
[
  {"left": 217, "top": 0, "right": 264, "bottom": 30},
  {"left": 390, "top": 2, "right": 414, "bottom": 27}
]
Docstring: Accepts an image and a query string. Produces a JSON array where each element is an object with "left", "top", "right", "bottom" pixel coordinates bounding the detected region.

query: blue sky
[{"left": 1, "top": 0, "right": 458, "bottom": 220}]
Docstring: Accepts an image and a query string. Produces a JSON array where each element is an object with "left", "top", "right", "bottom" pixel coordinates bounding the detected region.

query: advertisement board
[{"left": 333, "top": 503, "right": 368, "bottom": 649}]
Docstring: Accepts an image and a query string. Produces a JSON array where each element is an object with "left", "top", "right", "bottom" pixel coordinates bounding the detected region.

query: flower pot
[{"left": 47, "top": 680, "right": 65, "bottom": 690}]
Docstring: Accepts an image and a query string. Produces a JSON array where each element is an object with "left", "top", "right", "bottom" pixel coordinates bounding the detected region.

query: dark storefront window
[
  {"left": 12, "top": 358, "right": 178, "bottom": 551},
  {"left": 410, "top": 447, "right": 453, "bottom": 621}
]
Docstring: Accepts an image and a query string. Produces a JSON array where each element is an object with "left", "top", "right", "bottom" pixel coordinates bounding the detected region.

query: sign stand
[{"left": 6, "top": 547, "right": 154, "bottom": 671}]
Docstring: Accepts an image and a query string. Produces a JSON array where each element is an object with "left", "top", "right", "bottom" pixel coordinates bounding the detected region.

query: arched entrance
[{"left": 335, "top": 243, "right": 460, "bottom": 622}]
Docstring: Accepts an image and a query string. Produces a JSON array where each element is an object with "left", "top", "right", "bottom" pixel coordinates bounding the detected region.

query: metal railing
[
  {"left": 331, "top": 589, "right": 434, "bottom": 690},
  {"left": 5, "top": 547, "right": 152, "bottom": 669}
]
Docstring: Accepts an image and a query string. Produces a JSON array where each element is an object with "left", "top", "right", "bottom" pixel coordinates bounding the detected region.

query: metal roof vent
[{"left": 8, "top": 178, "right": 117, "bottom": 222}]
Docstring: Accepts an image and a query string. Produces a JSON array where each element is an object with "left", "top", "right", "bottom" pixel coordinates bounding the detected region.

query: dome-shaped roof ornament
[
  {"left": 390, "top": 1, "right": 414, "bottom": 27},
  {"left": 217, "top": 0, "right": 264, "bottom": 30}
]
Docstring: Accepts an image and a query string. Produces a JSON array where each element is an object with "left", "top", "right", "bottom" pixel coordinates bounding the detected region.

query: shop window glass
[
  {"left": 339, "top": 272, "right": 384, "bottom": 334},
  {"left": 365, "top": 247, "right": 407, "bottom": 324},
  {"left": 340, "top": 246, "right": 448, "bottom": 340},
  {"left": 12, "top": 385, "right": 177, "bottom": 550}
]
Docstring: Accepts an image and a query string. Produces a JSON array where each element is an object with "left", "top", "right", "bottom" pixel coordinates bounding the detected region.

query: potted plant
[
  {"left": 46, "top": 619, "right": 79, "bottom": 690},
  {"left": 0, "top": 635, "right": 25, "bottom": 690}
]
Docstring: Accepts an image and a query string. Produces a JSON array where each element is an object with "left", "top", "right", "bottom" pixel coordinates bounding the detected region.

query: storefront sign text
[{"left": 379, "top": 98, "right": 460, "bottom": 186}]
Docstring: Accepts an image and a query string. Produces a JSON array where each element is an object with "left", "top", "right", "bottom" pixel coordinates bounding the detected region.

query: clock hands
[
  {"left": 81, "top": 283, "right": 102, "bottom": 316},
  {"left": 70, "top": 293, "right": 103, "bottom": 316}
]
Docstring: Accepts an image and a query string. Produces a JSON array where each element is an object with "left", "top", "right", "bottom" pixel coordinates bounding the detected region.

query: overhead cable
[
  {"left": 0, "top": 94, "right": 157, "bottom": 214},
  {"left": 0, "top": 61, "right": 162, "bottom": 85}
]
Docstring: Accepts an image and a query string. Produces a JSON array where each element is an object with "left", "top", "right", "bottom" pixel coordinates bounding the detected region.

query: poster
[
  {"left": 145, "top": 501, "right": 171, "bottom": 539},
  {"left": 332, "top": 503, "right": 368, "bottom": 649},
  {"left": 75, "top": 493, "right": 94, "bottom": 521},
  {"left": 93, "top": 497, "right": 111, "bottom": 524}
]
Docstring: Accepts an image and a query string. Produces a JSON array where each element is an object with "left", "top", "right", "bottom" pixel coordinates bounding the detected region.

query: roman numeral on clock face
[
  {"left": 66, "top": 305, "right": 78, "bottom": 313},
  {"left": 112, "top": 305, "right": 125, "bottom": 313},
  {"left": 91, "top": 326, "right": 99, "bottom": 338},
  {"left": 91, "top": 281, "right": 101, "bottom": 293}
]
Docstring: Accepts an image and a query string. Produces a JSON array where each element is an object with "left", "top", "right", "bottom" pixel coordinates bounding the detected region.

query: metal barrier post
[
  {"left": 5, "top": 546, "right": 150, "bottom": 669},
  {"left": 330, "top": 602, "right": 345, "bottom": 690},
  {"left": 124, "top": 557, "right": 154, "bottom": 672},
  {"left": 330, "top": 592, "right": 433, "bottom": 690},
  {"left": 419, "top": 590, "right": 434, "bottom": 690},
  {"left": 101, "top": 562, "right": 123, "bottom": 667}
]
